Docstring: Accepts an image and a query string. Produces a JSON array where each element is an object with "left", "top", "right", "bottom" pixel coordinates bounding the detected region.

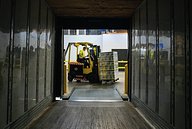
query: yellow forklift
[{"left": 64, "top": 42, "right": 100, "bottom": 83}]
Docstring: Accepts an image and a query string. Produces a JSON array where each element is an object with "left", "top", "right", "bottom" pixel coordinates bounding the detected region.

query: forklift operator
[
  {"left": 79, "top": 47, "right": 87, "bottom": 59},
  {"left": 78, "top": 47, "right": 89, "bottom": 68}
]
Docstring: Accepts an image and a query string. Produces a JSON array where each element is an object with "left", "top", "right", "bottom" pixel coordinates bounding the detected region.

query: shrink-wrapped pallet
[{"left": 99, "top": 52, "right": 119, "bottom": 81}]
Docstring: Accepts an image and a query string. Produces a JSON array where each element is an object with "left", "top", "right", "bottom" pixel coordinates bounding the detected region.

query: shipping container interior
[{"left": 0, "top": 0, "right": 192, "bottom": 129}]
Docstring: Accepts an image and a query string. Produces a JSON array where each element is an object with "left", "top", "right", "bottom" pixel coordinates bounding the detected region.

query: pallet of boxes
[{"left": 99, "top": 52, "right": 119, "bottom": 84}]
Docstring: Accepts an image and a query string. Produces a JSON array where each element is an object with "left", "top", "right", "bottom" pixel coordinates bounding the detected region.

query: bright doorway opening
[{"left": 63, "top": 29, "right": 128, "bottom": 102}]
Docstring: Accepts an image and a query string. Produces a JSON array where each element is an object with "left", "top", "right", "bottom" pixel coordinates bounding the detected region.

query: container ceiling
[{"left": 46, "top": 0, "right": 143, "bottom": 18}]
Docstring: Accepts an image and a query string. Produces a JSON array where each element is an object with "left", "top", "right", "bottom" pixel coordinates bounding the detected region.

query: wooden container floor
[{"left": 28, "top": 101, "right": 152, "bottom": 129}]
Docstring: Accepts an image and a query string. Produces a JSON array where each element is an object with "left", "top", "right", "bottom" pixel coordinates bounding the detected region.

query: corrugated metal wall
[
  {"left": 0, "top": 0, "right": 55, "bottom": 128},
  {"left": 131, "top": 0, "right": 191, "bottom": 129}
]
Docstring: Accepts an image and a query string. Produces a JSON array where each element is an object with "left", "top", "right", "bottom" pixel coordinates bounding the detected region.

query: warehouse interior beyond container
[{"left": 63, "top": 29, "right": 128, "bottom": 101}]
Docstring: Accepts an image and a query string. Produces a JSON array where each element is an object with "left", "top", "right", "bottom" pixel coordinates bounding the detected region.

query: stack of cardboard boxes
[{"left": 99, "top": 52, "right": 119, "bottom": 81}]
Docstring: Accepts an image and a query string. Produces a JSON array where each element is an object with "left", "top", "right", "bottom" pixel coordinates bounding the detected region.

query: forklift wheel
[
  {"left": 76, "top": 80, "right": 81, "bottom": 83},
  {"left": 68, "top": 75, "right": 73, "bottom": 82},
  {"left": 88, "top": 73, "right": 99, "bottom": 83}
]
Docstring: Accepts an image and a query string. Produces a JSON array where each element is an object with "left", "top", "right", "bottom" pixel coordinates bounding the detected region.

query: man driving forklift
[{"left": 77, "top": 46, "right": 90, "bottom": 68}]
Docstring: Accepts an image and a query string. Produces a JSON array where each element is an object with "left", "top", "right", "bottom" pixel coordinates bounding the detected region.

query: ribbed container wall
[
  {"left": 131, "top": 0, "right": 192, "bottom": 128},
  {"left": 0, "top": 0, "right": 55, "bottom": 128}
]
